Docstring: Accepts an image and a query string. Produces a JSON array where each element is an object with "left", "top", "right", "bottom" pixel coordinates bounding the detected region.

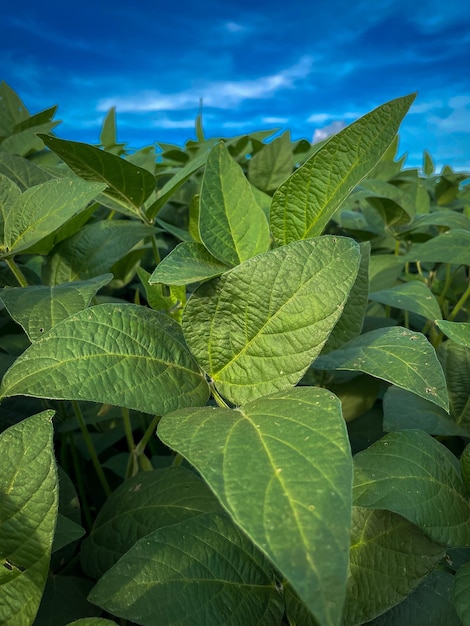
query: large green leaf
[
  {"left": 314, "top": 327, "right": 449, "bottom": 411},
  {"left": 149, "top": 241, "right": 230, "bottom": 285},
  {"left": 81, "top": 467, "right": 224, "bottom": 579},
  {"left": 184, "top": 236, "right": 360, "bottom": 405},
  {"left": 369, "top": 570, "right": 461, "bottom": 626},
  {"left": 0, "top": 274, "right": 113, "bottom": 342},
  {"left": 0, "top": 304, "right": 210, "bottom": 415},
  {"left": 89, "top": 512, "right": 284, "bottom": 626},
  {"left": 1, "top": 176, "right": 105, "bottom": 257},
  {"left": 369, "top": 281, "right": 441, "bottom": 321},
  {"left": 37, "top": 134, "right": 156, "bottom": 220},
  {"left": 158, "top": 387, "right": 353, "bottom": 626},
  {"left": 454, "top": 561, "right": 470, "bottom": 625},
  {"left": 461, "top": 444, "right": 470, "bottom": 496},
  {"left": 343, "top": 507, "right": 445, "bottom": 625},
  {"left": 0, "top": 81, "right": 29, "bottom": 136},
  {"left": 199, "top": 142, "right": 271, "bottom": 265},
  {"left": 43, "top": 220, "right": 155, "bottom": 284},
  {"left": 270, "top": 94, "right": 415, "bottom": 244},
  {"left": 353, "top": 430, "right": 470, "bottom": 546},
  {"left": 0, "top": 411, "right": 58, "bottom": 626},
  {"left": 405, "top": 229, "right": 470, "bottom": 265},
  {"left": 436, "top": 321, "right": 470, "bottom": 348}
]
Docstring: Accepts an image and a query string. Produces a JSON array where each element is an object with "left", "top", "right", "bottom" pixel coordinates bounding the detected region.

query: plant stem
[
  {"left": 211, "top": 385, "right": 230, "bottom": 408},
  {"left": 151, "top": 234, "right": 161, "bottom": 265},
  {"left": 71, "top": 400, "right": 112, "bottom": 497},
  {"left": 69, "top": 433, "right": 93, "bottom": 529},
  {"left": 122, "top": 407, "right": 136, "bottom": 453},
  {"left": 448, "top": 282, "right": 470, "bottom": 322},
  {"left": 136, "top": 415, "right": 161, "bottom": 454},
  {"left": 5, "top": 257, "right": 28, "bottom": 287}
]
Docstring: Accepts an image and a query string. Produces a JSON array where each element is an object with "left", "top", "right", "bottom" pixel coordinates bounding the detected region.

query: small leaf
[
  {"left": 353, "top": 430, "right": 470, "bottom": 546},
  {"left": 149, "top": 241, "right": 230, "bottom": 285},
  {"left": 343, "top": 508, "right": 445, "bottom": 625},
  {"left": 80, "top": 467, "right": 224, "bottom": 579},
  {"left": 369, "top": 282, "right": 441, "bottom": 321},
  {"left": 270, "top": 94, "right": 415, "bottom": 243},
  {"left": 247, "top": 130, "right": 294, "bottom": 194},
  {"left": 383, "top": 386, "right": 469, "bottom": 437},
  {"left": 43, "top": 221, "right": 155, "bottom": 284},
  {"left": 0, "top": 273, "right": 113, "bottom": 341},
  {"left": 199, "top": 142, "right": 271, "bottom": 265},
  {"left": 0, "top": 304, "right": 210, "bottom": 415},
  {"left": 2, "top": 176, "right": 105, "bottom": 257},
  {"left": 436, "top": 321, "right": 470, "bottom": 348},
  {"left": 137, "top": 267, "right": 186, "bottom": 322},
  {"left": 438, "top": 340, "right": 470, "bottom": 429},
  {"left": 52, "top": 514, "right": 85, "bottom": 553},
  {"left": 37, "top": 134, "right": 156, "bottom": 220},
  {"left": 184, "top": 236, "right": 360, "bottom": 405},
  {"left": 0, "top": 411, "right": 58, "bottom": 626},
  {"left": 159, "top": 387, "right": 353, "bottom": 626},
  {"left": 405, "top": 229, "right": 470, "bottom": 265},
  {"left": 314, "top": 327, "right": 449, "bottom": 411},
  {"left": 89, "top": 512, "right": 284, "bottom": 626}
]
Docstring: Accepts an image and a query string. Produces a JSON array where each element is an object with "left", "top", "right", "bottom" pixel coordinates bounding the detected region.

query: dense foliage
[{"left": 0, "top": 81, "right": 469, "bottom": 626}]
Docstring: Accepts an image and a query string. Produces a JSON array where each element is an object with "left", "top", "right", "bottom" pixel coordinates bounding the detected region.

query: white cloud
[
  {"left": 313, "top": 120, "right": 346, "bottom": 142},
  {"left": 429, "top": 96, "right": 470, "bottom": 134},
  {"left": 224, "top": 21, "right": 247, "bottom": 33},
  {"left": 307, "top": 110, "right": 359, "bottom": 124},
  {"left": 262, "top": 116, "right": 289, "bottom": 124},
  {"left": 97, "top": 56, "right": 314, "bottom": 113}
]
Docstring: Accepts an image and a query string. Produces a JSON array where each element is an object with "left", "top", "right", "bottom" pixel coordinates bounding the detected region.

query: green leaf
[
  {"left": 247, "top": 130, "right": 294, "bottom": 194},
  {"left": 67, "top": 617, "right": 116, "bottom": 626},
  {"left": 405, "top": 229, "right": 470, "bottom": 265},
  {"left": 149, "top": 241, "right": 230, "bottom": 285},
  {"left": 80, "top": 467, "right": 224, "bottom": 579},
  {"left": 369, "top": 254, "right": 405, "bottom": 292},
  {"left": 0, "top": 273, "right": 113, "bottom": 342},
  {"left": 383, "top": 386, "right": 470, "bottom": 437},
  {"left": 461, "top": 445, "right": 470, "bottom": 496},
  {"left": 0, "top": 81, "right": 29, "bottom": 137},
  {"left": 146, "top": 149, "right": 209, "bottom": 221},
  {"left": 34, "top": 576, "right": 100, "bottom": 626},
  {"left": 37, "top": 134, "right": 156, "bottom": 220},
  {"left": 137, "top": 267, "right": 186, "bottom": 322},
  {"left": 0, "top": 411, "right": 58, "bottom": 626},
  {"left": 343, "top": 508, "right": 446, "bottom": 625},
  {"left": 89, "top": 512, "right": 284, "bottom": 626},
  {"left": 353, "top": 430, "right": 470, "bottom": 546},
  {"left": 52, "top": 514, "right": 85, "bottom": 553},
  {"left": 369, "top": 570, "right": 461, "bottom": 626},
  {"left": 436, "top": 321, "right": 470, "bottom": 348},
  {"left": 369, "top": 281, "right": 441, "bottom": 321},
  {"left": 314, "top": 327, "right": 449, "bottom": 411},
  {"left": 438, "top": 340, "right": 470, "bottom": 430},
  {"left": 270, "top": 94, "right": 415, "bottom": 243},
  {"left": 2, "top": 177, "right": 106, "bottom": 257},
  {"left": 199, "top": 142, "right": 271, "bottom": 265},
  {"left": 322, "top": 241, "right": 370, "bottom": 353},
  {"left": 0, "top": 153, "right": 51, "bottom": 190},
  {"left": 184, "top": 236, "right": 360, "bottom": 405},
  {"left": 159, "top": 387, "right": 353, "bottom": 626},
  {"left": 454, "top": 561, "right": 470, "bottom": 625},
  {"left": 0, "top": 304, "right": 210, "bottom": 415},
  {"left": 43, "top": 220, "right": 155, "bottom": 284}
]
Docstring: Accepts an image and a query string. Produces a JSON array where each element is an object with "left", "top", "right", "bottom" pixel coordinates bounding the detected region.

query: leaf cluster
[{"left": 0, "top": 81, "right": 470, "bottom": 625}]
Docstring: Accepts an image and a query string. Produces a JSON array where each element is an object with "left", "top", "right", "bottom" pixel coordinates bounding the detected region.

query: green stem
[
  {"left": 211, "top": 384, "right": 230, "bottom": 408},
  {"left": 448, "top": 282, "right": 470, "bottom": 322},
  {"left": 136, "top": 415, "right": 161, "bottom": 454},
  {"left": 122, "top": 407, "right": 136, "bottom": 453},
  {"left": 69, "top": 433, "right": 93, "bottom": 529},
  {"left": 5, "top": 257, "right": 28, "bottom": 287},
  {"left": 151, "top": 234, "right": 161, "bottom": 266},
  {"left": 72, "top": 400, "right": 111, "bottom": 497}
]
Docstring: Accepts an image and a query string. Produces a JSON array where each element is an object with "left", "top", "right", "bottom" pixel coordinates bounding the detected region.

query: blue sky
[{"left": 2, "top": 0, "right": 469, "bottom": 171}]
